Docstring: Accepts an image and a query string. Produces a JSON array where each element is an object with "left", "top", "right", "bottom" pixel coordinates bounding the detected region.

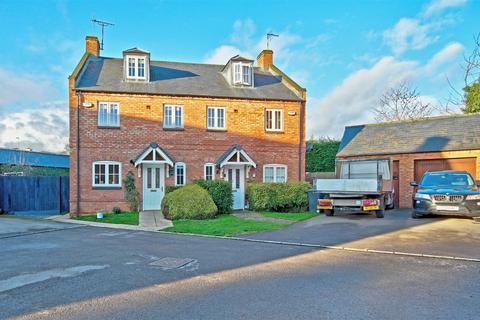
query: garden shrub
[
  {"left": 112, "top": 207, "right": 122, "bottom": 214},
  {"left": 161, "top": 184, "right": 218, "bottom": 220},
  {"left": 306, "top": 138, "right": 340, "bottom": 172},
  {"left": 247, "top": 182, "right": 310, "bottom": 212},
  {"left": 124, "top": 171, "right": 140, "bottom": 212},
  {"left": 166, "top": 185, "right": 182, "bottom": 194},
  {"left": 194, "top": 179, "right": 233, "bottom": 214}
]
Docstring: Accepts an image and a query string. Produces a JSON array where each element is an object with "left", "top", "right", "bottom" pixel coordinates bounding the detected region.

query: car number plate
[
  {"left": 363, "top": 205, "right": 379, "bottom": 211},
  {"left": 436, "top": 205, "right": 459, "bottom": 211}
]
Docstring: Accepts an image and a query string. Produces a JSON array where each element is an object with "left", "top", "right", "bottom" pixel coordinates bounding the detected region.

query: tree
[
  {"left": 306, "top": 137, "right": 340, "bottom": 172},
  {"left": 462, "top": 34, "right": 480, "bottom": 113},
  {"left": 373, "top": 82, "right": 434, "bottom": 122}
]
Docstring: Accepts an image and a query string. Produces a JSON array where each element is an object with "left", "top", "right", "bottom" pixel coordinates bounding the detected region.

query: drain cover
[{"left": 149, "top": 257, "right": 195, "bottom": 270}]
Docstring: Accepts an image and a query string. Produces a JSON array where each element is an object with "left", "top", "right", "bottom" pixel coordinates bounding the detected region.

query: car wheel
[
  {"left": 411, "top": 211, "right": 423, "bottom": 219},
  {"left": 375, "top": 209, "right": 385, "bottom": 218},
  {"left": 325, "top": 209, "right": 334, "bottom": 216}
]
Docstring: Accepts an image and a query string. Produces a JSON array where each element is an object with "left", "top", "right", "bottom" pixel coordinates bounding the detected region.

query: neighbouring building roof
[
  {"left": 337, "top": 113, "right": 480, "bottom": 157},
  {"left": 75, "top": 56, "right": 302, "bottom": 101},
  {"left": 0, "top": 148, "right": 69, "bottom": 169}
]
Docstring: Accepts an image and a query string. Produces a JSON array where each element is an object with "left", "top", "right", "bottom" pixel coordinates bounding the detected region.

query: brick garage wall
[
  {"left": 69, "top": 91, "right": 305, "bottom": 215},
  {"left": 339, "top": 150, "right": 480, "bottom": 208}
]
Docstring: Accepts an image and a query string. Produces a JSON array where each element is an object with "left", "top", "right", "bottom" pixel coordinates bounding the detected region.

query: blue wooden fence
[{"left": 0, "top": 176, "right": 69, "bottom": 215}]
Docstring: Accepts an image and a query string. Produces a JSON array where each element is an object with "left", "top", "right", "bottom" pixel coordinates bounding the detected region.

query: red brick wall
[
  {"left": 338, "top": 151, "right": 480, "bottom": 208},
  {"left": 69, "top": 91, "right": 306, "bottom": 215}
]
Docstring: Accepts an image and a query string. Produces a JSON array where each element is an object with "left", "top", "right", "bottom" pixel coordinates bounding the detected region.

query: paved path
[
  {"left": 139, "top": 210, "right": 173, "bottom": 229},
  {"left": 0, "top": 218, "right": 479, "bottom": 320},
  {"left": 233, "top": 210, "right": 295, "bottom": 224}
]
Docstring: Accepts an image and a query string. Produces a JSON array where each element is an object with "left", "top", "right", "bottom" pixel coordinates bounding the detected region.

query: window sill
[
  {"left": 163, "top": 127, "right": 185, "bottom": 131},
  {"left": 92, "top": 186, "right": 122, "bottom": 190},
  {"left": 98, "top": 126, "right": 121, "bottom": 129},
  {"left": 206, "top": 128, "right": 227, "bottom": 132},
  {"left": 265, "top": 130, "right": 284, "bottom": 134}
]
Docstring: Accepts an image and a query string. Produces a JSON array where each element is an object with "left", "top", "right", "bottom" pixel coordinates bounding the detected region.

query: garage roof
[{"left": 337, "top": 113, "right": 480, "bottom": 157}]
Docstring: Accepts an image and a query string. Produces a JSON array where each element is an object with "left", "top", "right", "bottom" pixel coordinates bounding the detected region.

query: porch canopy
[
  {"left": 215, "top": 144, "right": 256, "bottom": 168},
  {"left": 131, "top": 142, "right": 175, "bottom": 167}
]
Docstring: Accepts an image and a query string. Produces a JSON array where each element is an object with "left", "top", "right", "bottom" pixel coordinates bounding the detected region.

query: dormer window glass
[
  {"left": 233, "top": 62, "right": 252, "bottom": 86},
  {"left": 125, "top": 55, "right": 146, "bottom": 80}
]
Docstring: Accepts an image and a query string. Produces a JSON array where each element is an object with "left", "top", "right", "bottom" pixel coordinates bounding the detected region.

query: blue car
[{"left": 411, "top": 170, "right": 480, "bottom": 219}]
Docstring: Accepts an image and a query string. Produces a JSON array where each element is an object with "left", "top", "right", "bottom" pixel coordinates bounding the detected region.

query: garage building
[{"left": 337, "top": 114, "right": 480, "bottom": 208}]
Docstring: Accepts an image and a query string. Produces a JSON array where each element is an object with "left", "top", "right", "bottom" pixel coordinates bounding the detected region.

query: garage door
[{"left": 414, "top": 158, "right": 477, "bottom": 183}]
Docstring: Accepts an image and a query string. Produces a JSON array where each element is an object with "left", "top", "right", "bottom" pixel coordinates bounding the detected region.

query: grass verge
[
  {"left": 163, "top": 214, "right": 286, "bottom": 236},
  {"left": 76, "top": 212, "right": 139, "bottom": 225},
  {"left": 261, "top": 211, "right": 317, "bottom": 221}
]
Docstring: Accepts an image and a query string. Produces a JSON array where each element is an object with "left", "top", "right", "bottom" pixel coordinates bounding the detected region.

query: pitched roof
[
  {"left": 337, "top": 113, "right": 480, "bottom": 157},
  {"left": 215, "top": 144, "right": 256, "bottom": 167},
  {"left": 123, "top": 47, "right": 150, "bottom": 55},
  {"left": 0, "top": 148, "right": 69, "bottom": 168},
  {"left": 75, "top": 56, "right": 302, "bottom": 101}
]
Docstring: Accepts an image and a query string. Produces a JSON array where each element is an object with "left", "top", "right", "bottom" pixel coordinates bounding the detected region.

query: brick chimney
[
  {"left": 85, "top": 36, "right": 100, "bottom": 56},
  {"left": 256, "top": 49, "right": 273, "bottom": 70}
]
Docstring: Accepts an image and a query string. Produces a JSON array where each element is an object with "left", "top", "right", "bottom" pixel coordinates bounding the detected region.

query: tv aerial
[
  {"left": 91, "top": 17, "right": 114, "bottom": 50},
  {"left": 266, "top": 32, "right": 279, "bottom": 49}
]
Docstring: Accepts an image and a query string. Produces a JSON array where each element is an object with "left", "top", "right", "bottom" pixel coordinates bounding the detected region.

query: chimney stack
[
  {"left": 85, "top": 35, "right": 100, "bottom": 56},
  {"left": 256, "top": 49, "right": 273, "bottom": 70}
]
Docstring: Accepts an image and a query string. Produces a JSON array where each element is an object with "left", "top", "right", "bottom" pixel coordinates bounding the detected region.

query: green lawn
[
  {"left": 76, "top": 212, "right": 139, "bottom": 225},
  {"left": 163, "top": 214, "right": 287, "bottom": 236},
  {"left": 261, "top": 211, "right": 317, "bottom": 221}
]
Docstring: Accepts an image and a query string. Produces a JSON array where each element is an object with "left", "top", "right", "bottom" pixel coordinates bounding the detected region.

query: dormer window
[
  {"left": 126, "top": 56, "right": 146, "bottom": 80},
  {"left": 233, "top": 62, "right": 252, "bottom": 85},
  {"left": 123, "top": 47, "right": 150, "bottom": 82}
]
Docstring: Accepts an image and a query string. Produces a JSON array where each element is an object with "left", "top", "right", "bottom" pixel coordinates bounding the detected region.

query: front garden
[{"left": 76, "top": 211, "right": 139, "bottom": 225}]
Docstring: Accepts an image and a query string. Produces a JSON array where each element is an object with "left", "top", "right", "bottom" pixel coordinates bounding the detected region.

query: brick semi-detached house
[
  {"left": 69, "top": 36, "right": 306, "bottom": 215},
  {"left": 337, "top": 114, "right": 480, "bottom": 208}
]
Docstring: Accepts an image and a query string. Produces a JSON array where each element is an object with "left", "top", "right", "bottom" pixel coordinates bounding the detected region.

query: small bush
[
  {"left": 112, "top": 207, "right": 122, "bottom": 215},
  {"left": 161, "top": 184, "right": 218, "bottom": 220},
  {"left": 165, "top": 185, "right": 182, "bottom": 194},
  {"left": 194, "top": 179, "right": 233, "bottom": 214},
  {"left": 247, "top": 182, "right": 310, "bottom": 212},
  {"left": 124, "top": 171, "right": 140, "bottom": 212}
]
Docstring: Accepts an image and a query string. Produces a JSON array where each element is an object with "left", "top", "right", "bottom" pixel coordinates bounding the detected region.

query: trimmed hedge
[
  {"left": 247, "top": 182, "right": 309, "bottom": 212},
  {"left": 161, "top": 184, "right": 218, "bottom": 220},
  {"left": 306, "top": 138, "right": 340, "bottom": 172},
  {"left": 194, "top": 179, "right": 233, "bottom": 214}
]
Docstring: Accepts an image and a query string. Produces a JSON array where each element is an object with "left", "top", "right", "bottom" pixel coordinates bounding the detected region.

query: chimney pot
[
  {"left": 85, "top": 36, "right": 100, "bottom": 56},
  {"left": 256, "top": 49, "right": 273, "bottom": 70}
]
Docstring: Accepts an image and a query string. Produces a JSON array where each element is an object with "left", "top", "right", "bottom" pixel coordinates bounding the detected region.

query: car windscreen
[{"left": 420, "top": 173, "right": 475, "bottom": 188}]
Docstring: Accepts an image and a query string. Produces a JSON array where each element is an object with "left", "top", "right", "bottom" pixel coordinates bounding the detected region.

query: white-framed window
[
  {"left": 92, "top": 161, "right": 122, "bottom": 187},
  {"left": 263, "top": 165, "right": 287, "bottom": 183},
  {"left": 206, "top": 107, "right": 226, "bottom": 130},
  {"left": 164, "top": 105, "right": 183, "bottom": 129},
  {"left": 125, "top": 55, "right": 146, "bottom": 80},
  {"left": 233, "top": 62, "right": 252, "bottom": 85},
  {"left": 204, "top": 163, "right": 215, "bottom": 181},
  {"left": 265, "top": 109, "right": 283, "bottom": 132},
  {"left": 98, "top": 102, "right": 120, "bottom": 127},
  {"left": 175, "top": 162, "right": 186, "bottom": 186}
]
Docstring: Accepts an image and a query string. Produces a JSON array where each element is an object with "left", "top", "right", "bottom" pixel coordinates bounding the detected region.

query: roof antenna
[
  {"left": 91, "top": 17, "right": 114, "bottom": 51},
  {"left": 266, "top": 32, "right": 279, "bottom": 49}
]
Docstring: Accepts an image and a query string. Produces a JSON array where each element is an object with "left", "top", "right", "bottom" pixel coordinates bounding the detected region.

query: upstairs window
[
  {"left": 207, "top": 107, "right": 226, "bottom": 130},
  {"left": 92, "top": 161, "right": 121, "bottom": 187},
  {"left": 175, "top": 162, "right": 186, "bottom": 186},
  {"left": 233, "top": 62, "right": 252, "bottom": 86},
  {"left": 265, "top": 109, "right": 283, "bottom": 132},
  {"left": 164, "top": 105, "right": 183, "bottom": 129},
  {"left": 125, "top": 56, "right": 146, "bottom": 80},
  {"left": 204, "top": 163, "right": 215, "bottom": 180},
  {"left": 263, "top": 165, "right": 287, "bottom": 183},
  {"left": 98, "top": 102, "right": 120, "bottom": 127}
]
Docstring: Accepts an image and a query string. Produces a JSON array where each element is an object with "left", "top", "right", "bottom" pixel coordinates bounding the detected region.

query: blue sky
[{"left": 0, "top": 0, "right": 478, "bottom": 152}]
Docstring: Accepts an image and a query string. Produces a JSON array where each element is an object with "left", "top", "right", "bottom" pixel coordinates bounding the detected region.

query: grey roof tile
[
  {"left": 337, "top": 114, "right": 480, "bottom": 157},
  {"left": 75, "top": 56, "right": 301, "bottom": 101}
]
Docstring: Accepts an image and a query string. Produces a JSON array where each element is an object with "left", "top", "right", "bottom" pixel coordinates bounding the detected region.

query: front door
[
  {"left": 224, "top": 165, "right": 245, "bottom": 210},
  {"left": 143, "top": 164, "right": 164, "bottom": 210}
]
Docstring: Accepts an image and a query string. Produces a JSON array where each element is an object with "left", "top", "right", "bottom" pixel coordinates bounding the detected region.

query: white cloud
[
  {"left": 383, "top": 18, "right": 439, "bottom": 55},
  {"left": 422, "top": 0, "right": 468, "bottom": 17},
  {"left": 423, "top": 42, "right": 464, "bottom": 73},
  {"left": 0, "top": 102, "right": 69, "bottom": 153},
  {"left": 203, "top": 45, "right": 251, "bottom": 64}
]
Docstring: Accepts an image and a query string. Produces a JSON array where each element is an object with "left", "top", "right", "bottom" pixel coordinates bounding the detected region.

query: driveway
[{"left": 239, "top": 209, "right": 480, "bottom": 260}]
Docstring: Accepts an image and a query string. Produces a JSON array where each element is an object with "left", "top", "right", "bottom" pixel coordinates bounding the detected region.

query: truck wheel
[
  {"left": 375, "top": 209, "right": 385, "bottom": 218},
  {"left": 325, "top": 209, "right": 334, "bottom": 216},
  {"left": 411, "top": 211, "right": 423, "bottom": 219},
  {"left": 386, "top": 202, "right": 395, "bottom": 210}
]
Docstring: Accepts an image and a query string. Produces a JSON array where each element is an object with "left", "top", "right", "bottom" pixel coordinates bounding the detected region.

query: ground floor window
[
  {"left": 263, "top": 164, "right": 287, "bottom": 183},
  {"left": 175, "top": 162, "right": 186, "bottom": 186},
  {"left": 92, "top": 161, "right": 121, "bottom": 187},
  {"left": 204, "top": 163, "right": 215, "bottom": 180}
]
